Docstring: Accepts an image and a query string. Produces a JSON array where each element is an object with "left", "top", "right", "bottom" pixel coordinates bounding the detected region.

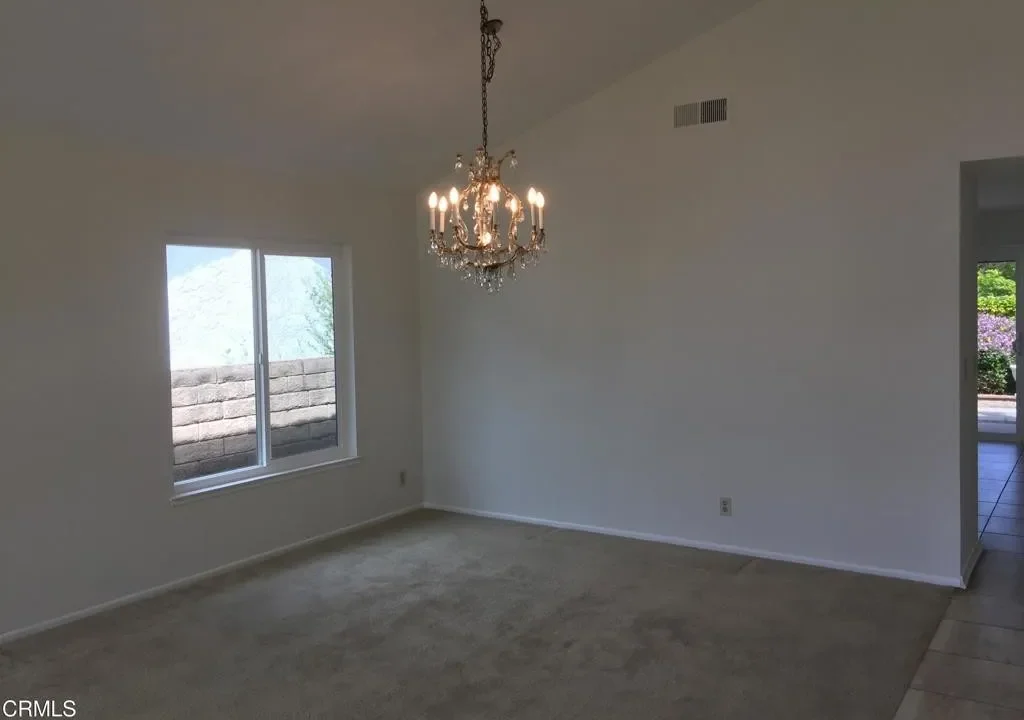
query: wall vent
[{"left": 674, "top": 97, "right": 728, "bottom": 128}]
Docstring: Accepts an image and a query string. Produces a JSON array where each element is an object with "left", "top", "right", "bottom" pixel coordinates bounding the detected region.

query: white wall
[
  {"left": 959, "top": 166, "right": 979, "bottom": 577},
  {"left": 0, "top": 127, "right": 422, "bottom": 638},
  {"left": 420, "top": 0, "right": 1024, "bottom": 584},
  {"left": 979, "top": 207, "right": 1024, "bottom": 251}
]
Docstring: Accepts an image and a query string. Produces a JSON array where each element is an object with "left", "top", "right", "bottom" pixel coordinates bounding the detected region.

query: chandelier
[{"left": 426, "top": 0, "right": 547, "bottom": 292}]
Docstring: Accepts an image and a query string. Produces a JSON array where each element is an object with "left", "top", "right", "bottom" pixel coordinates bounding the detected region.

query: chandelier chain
[
  {"left": 479, "top": 0, "right": 501, "bottom": 152},
  {"left": 480, "top": 0, "right": 487, "bottom": 152}
]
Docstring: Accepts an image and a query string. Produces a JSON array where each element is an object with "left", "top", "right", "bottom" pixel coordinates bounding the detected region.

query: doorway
[
  {"left": 961, "top": 157, "right": 1024, "bottom": 587},
  {"left": 976, "top": 257, "right": 1022, "bottom": 442}
]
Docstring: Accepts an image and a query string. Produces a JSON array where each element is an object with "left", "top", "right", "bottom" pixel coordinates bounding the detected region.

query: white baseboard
[
  {"left": 961, "top": 539, "right": 984, "bottom": 589},
  {"left": 424, "top": 502, "right": 963, "bottom": 588},
  {"left": 0, "top": 504, "right": 420, "bottom": 644},
  {"left": 4, "top": 500, "right": 960, "bottom": 644}
]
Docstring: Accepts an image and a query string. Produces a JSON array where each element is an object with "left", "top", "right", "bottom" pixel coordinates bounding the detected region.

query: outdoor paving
[{"left": 978, "top": 399, "right": 1019, "bottom": 428}]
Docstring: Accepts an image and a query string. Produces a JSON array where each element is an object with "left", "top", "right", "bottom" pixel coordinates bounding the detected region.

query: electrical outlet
[
  {"left": 399, "top": 470, "right": 407, "bottom": 486},
  {"left": 719, "top": 497, "right": 732, "bottom": 516}
]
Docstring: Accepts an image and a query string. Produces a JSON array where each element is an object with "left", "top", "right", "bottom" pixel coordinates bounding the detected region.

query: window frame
[{"left": 163, "top": 237, "right": 358, "bottom": 499}]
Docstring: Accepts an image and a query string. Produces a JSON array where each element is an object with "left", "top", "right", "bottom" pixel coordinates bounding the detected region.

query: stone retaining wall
[{"left": 171, "top": 357, "right": 337, "bottom": 481}]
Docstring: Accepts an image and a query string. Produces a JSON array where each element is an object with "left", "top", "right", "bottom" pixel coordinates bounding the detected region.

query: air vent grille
[{"left": 674, "top": 97, "right": 728, "bottom": 128}]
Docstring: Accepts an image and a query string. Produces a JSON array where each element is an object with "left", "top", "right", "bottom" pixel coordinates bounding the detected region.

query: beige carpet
[{"left": 1, "top": 511, "right": 950, "bottom": 719}]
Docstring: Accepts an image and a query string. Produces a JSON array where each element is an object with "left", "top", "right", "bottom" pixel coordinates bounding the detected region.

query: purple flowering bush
[
  {"left": 978, "top": 313, "right": 1015, "bottom": 355},
  {"left": 978, "top": 313, "right": 1016, "bottom": 394}
]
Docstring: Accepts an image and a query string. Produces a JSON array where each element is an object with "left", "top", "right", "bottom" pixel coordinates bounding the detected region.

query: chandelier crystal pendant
[{"left": 426, "top": 0, "right": 547, "bottom": 293}]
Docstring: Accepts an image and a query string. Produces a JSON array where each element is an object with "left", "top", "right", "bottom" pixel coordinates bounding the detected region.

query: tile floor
[{"left": 894, "top": 442, "right": 1024, "bottom": 719}]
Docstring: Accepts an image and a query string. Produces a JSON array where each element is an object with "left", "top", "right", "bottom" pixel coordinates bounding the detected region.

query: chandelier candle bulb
[
  {"left": 449, "top": 187, "right": 459, "bottom": 206},
  {"left": 428, "top": 192, "right": 438, "bottom": 230},
  {"left": 438, "top": 196, "right": 448, "bottom": 233},
  {"left": 536, "top": 192, "right": 545, "bottom": 229}
]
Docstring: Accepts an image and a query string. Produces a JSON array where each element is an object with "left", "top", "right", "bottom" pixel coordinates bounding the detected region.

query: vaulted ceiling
[{"left": 0, "top": 0, "right": 759, "bottom": 184}]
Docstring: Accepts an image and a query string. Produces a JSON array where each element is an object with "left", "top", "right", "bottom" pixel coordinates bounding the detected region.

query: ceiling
[{"left": 0, "top": 0, "right": 759, "bottom": 184}]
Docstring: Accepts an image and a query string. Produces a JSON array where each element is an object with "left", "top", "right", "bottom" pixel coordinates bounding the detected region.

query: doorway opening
[
  {"left": 976, "top": 259, "right": 1019, "bottom": 440},
  {"left": 962, "top": 156, "right": 1024, "bottom": 585}
]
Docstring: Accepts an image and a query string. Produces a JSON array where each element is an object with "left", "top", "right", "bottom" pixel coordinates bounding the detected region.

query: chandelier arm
[
  {"left": 505, "top": 213, "right": 522, "bottom": 248},
  {"left": 504, "top": 187, "right": 523, "bottom": 248},
  {"left": 450, "top": 216, "right": 469, "bottom": 249},
  {"left": 432, "top": 237, "right": 542, "bottom": 273},
  {"left": 463, "top": 255, "right": 515, "bottom": 271},
  {"left": 442, "top": 183, "right": 472, "bottom": 250}
]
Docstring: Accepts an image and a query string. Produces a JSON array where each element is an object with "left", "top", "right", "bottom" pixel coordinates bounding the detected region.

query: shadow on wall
[{"left": 171, "top": 357, "right": 337, "bottom": 480}]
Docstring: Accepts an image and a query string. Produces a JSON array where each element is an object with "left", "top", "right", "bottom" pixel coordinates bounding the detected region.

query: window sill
[{"left": 171, "top": 456, "right": 361, "bottom": 505}]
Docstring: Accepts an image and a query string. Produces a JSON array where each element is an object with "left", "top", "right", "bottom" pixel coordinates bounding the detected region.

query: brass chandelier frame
[{"left": 426, "top": 0, "right": 547, "bottom": 292}]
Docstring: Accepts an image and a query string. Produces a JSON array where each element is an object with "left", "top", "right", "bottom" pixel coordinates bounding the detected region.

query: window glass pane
[
  {"left": 167, "top": 245, "right": 259, "bottom": 481},
  {"left": 264, "top": 254, "right": 339, "bottom": 459}
]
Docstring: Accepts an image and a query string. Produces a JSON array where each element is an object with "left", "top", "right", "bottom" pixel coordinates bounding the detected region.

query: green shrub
[
  {"left": 978, "top": 350, "right": 1012, "bottom": 395},
  {"left": 979, "top": 294, "right": 1016, "bottom": 317},
  {"left": 978, "top": 267, "right": 1016, "bottom": 297}
]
